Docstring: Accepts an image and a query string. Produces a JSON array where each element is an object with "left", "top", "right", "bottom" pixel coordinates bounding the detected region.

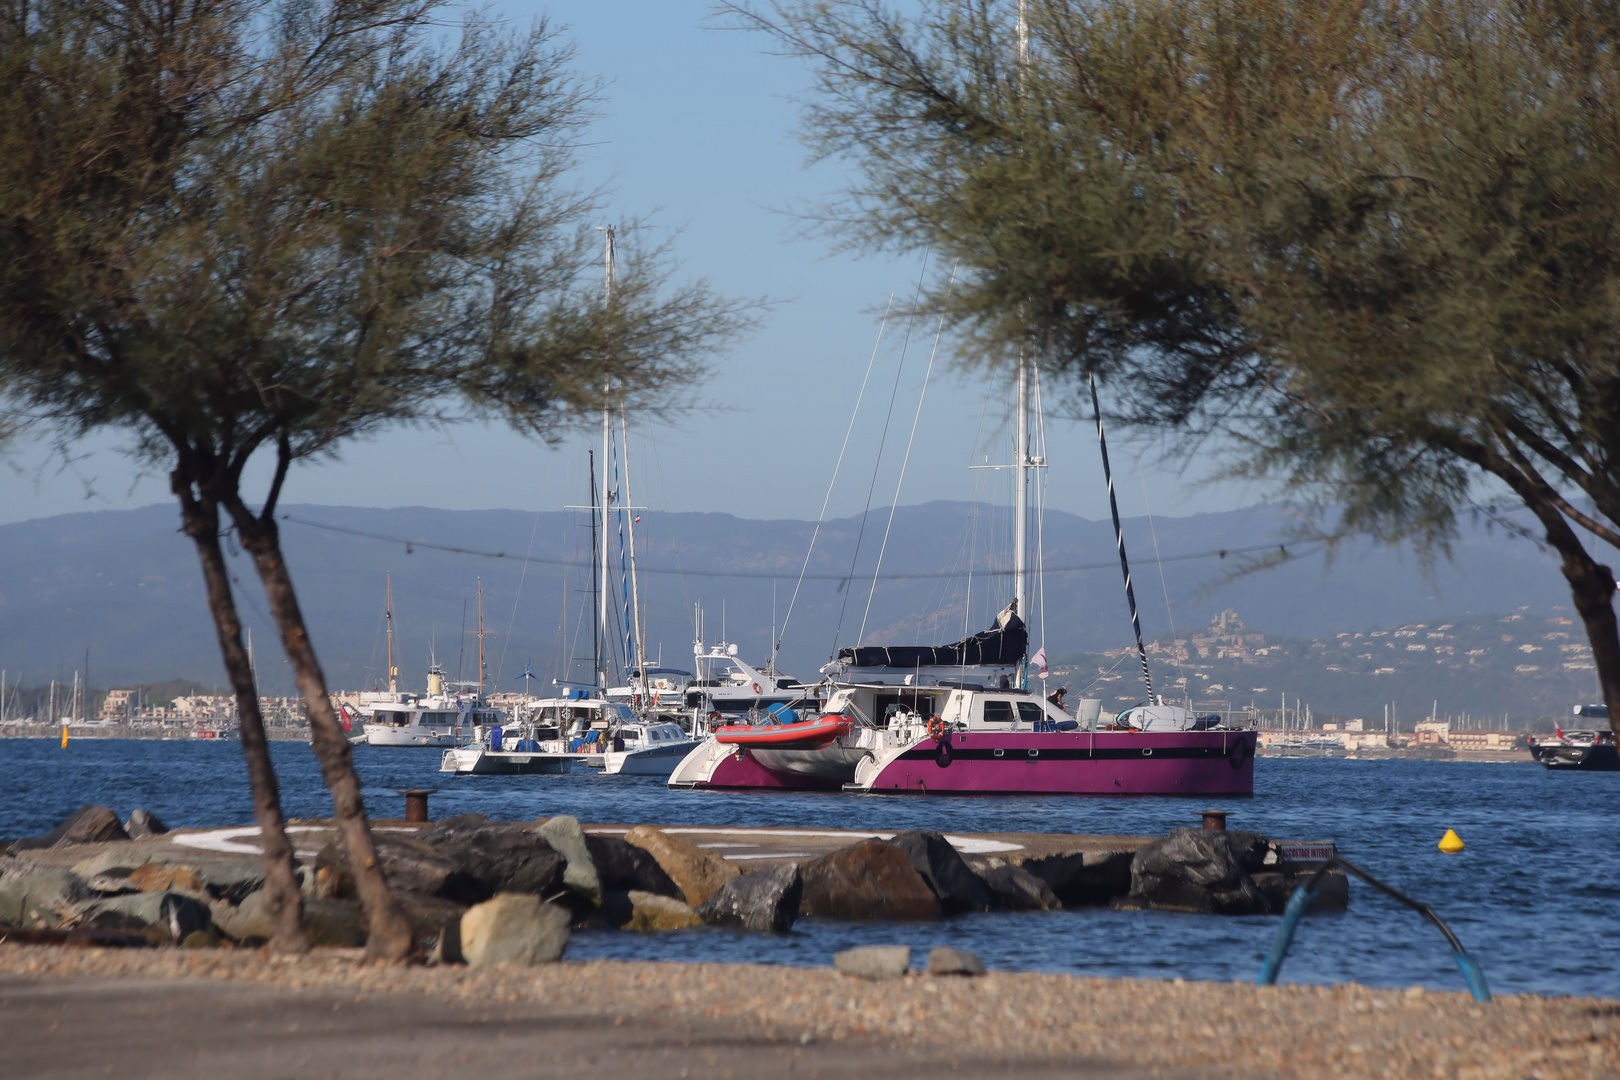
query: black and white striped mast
[{"left": 1089, "top": 372, "right": 1158, "bottom": 705}]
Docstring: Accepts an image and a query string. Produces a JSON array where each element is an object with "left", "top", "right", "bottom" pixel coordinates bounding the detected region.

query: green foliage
[{"left": 0, "top": 0, "right": 750, "bottom": 489}]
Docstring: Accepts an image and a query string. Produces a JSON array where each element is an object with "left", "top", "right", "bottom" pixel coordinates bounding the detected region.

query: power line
[{"left": 280, "top": 513, "right": 1319, "bottom": 583}]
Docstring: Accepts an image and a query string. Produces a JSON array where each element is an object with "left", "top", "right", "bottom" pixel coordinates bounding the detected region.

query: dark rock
[
  {"left": 193, "top": 858, "right": 265, "bottom": 904},
  {"left": 927, "top": 946, "right": 986, "bottom": 976},
  {"left": 1017, "top": 850, "right": 1134, "bottom": 906},
  {"left": 799, "top": 840, "right": 941, "bottom": 920},
  {"left": 1252, "top": 869, "right": 1350, "bottom": 913},
  {"left": 80, "top": 891, "right": 211, "bottom": 944},
  {"left": 584, "top": 835, "right": 681, "bottom": 898},
  {"left": 12, "top": 806, "right": 129, "bottom": 850},
  {"left": 301, "top": 896, "right": 367, "bottom": 947},
  {"left": 834, "top": 945, "right": 910, "bottom": 980},
  {"left": 696, "top": 864, "right": 803, "bottom": 932},
  {"left": 413, "top": 823, "right": 565, "bottom": 903},
  {"left": 972, "top": 858, "right": 1060, "bottom": 911},
  {"left": 394, "top": 890, "right": 468, "bottom": 954},
  {"left": 1127, "top": 828, "right": 1271, "bottom": 915},
  {"left": 887, "top": 831, "right": 993, "bottom": 912},
  {"left": 1224, "top": 831, "right": 1271, "bottom": 873},
  {"left": 124, "top": 809, "right": 169, "bottom": 840}
]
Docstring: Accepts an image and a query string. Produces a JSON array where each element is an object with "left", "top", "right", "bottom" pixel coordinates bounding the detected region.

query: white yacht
[{"left": 359, "top": 666, "right": 503, "bottom": 748}]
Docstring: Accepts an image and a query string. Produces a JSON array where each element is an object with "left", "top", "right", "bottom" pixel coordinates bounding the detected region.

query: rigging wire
[
  {"left": 279, "top": 511, "right": 1313, "bottom": 582},
  {"left": 1138, "top": 454, "right": 1189, "bottom": 703},
  {"left": 772, "top": 293, "right": 897, "bottom": 669},
  {"left": 857, "top": 262, "right": 958, "bottom": 646},
  {"left": 832, "top": 251, "right": 933, "bottom": 657}
]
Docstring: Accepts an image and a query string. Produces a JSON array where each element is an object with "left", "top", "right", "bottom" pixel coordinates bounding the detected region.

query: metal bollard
[
  {"left": 402, "top": 789, "right": 433, "bottom": 823},
  {"left": 1200, "top": 809, "right": 1228, "bottom": 831}
]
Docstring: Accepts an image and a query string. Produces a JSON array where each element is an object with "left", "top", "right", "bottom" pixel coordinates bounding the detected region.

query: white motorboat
[
  {"left": 440, "top": 693, "right": 626, "bottom": 774},
  {"left": 599, "top": 718, "right": 696, "bottom": 776},
  {"left": 359, "top": 666, "right": 503, "bottom": 747}
]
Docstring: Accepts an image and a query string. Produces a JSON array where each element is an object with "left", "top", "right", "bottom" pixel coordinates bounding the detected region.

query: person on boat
[{"left": 1048, "top": 686, "right": 1068, "bottom": 713}]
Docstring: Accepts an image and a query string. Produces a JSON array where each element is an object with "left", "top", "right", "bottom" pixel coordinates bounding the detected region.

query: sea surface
[{"left": 2, "top": 739, "right": 1615, "bottom": 999}]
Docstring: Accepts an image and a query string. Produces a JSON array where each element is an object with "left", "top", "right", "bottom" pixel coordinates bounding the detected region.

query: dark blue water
[{"left": 2, "top": 740, "right": 1615, "bottom": 999}]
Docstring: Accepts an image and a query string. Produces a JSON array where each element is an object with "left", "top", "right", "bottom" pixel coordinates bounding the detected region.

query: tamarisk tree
[
  {"left": 739, "top": 0, "right": 1620, "bottom": 737},
  {"left": 1, "top": 0, "right": 751, "bottom": 958}
]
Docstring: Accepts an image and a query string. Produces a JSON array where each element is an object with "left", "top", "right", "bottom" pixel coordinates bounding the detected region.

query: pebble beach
[{"left": 2, "top": 945, "right": 1614, "bottom": 1078}]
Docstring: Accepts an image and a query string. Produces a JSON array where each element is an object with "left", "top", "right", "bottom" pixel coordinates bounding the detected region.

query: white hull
[
  {"left": 599, "top": 740, "right": 696, "bottom": 776},
  {"left": 439, "top": 746, "right": 600, "bottom": 775},
  {"left": 366, "top": 724, "right": 462, "bottom": 748}
]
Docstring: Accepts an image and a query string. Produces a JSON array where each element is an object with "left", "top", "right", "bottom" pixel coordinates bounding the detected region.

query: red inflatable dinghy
[{"left": 713, "top": 714, "right": 854, "bottom": 750}]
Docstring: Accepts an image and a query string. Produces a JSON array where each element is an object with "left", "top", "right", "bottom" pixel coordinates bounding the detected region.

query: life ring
[
  {"left": 1229, "top": 737, "right": 1250, "bottom": 770},
  {"left": 752, "top": 682, "right": 762, "bottom": 695},
  {"left": 927, "top": 716, "right": 949, "bottom": 740},
  {"left": 708, "top": 711, "right": 723, "bottom": 727}
]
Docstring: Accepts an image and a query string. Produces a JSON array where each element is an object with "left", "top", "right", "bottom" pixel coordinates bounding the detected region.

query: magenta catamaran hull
[{"left": 851, "top": 729, "right": 1257, "bottom": 796}]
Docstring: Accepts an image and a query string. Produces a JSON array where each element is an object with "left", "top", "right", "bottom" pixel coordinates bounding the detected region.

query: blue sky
[{"left": 0, "top": 0, "right": 1257, "bottom": 527}]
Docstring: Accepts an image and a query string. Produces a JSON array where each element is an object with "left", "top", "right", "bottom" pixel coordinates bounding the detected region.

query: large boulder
[
  {"left": 1127, "top": 828, "right": 1271, "bottom": 915},
  {"left": 971, "top": 858, "right": 1060, "bottom": 911},
  {"left": 1017, "top": 850, "right": 1134, "bottom": 906},
  {"left": 11, "top": 806, "right": 129, "bottom": 850},
  {"left": 415, "top": 820, "right": 565, "bottom": 903},
  {"left": 534, "top": 816, "right": 601, "bottom": 904},
  {"left": 459, "top": 893, "right": 570, "bottom": 967},
  {"left": 316, "top": 834, "right": 484, "bottom": 904},
  {"left": 584, "top": 835, "right": 681, "bottom": 898},
  {"left": 123, "top": 809, "right": 168, "bottom": 840},
  {"left": 0, "top": 863, "right": 93, "bottom": 928},
  {"left": 887, "top": 831, "right": 993, "bottom": 913},
  {"left": 927, "top": 946, "right": 986, "bottom": 976},
  {"left": 799, "top": 840, "right": 941, "bottom": 920},
  {"left": 301, "top": 896, "right": 367, "bottom": 947},
  {"left": 395, "top": 890, "right": 468, "bottom": 952},
  {"left": 623, "top": 890, "right": 704, "bottom": 931},
  {"left": 696, "top": 864, "right": 802, "bottom": 932},
  {"left": 128, "top": 863, "right": 207, "bottom": 896},
  {"left": 623, "top": 826, "right": 739, "bottom": 906},
  {"left": 834, "top": 945, "right": 910, "bottom": 980},
  {"left": 79, "top": 891, "right": 211, "bottom": 943}
]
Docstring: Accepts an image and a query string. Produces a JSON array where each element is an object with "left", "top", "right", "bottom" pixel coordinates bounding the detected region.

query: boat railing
[{"left": 1256, "top": 853, "right": 1490, "bottom": 1002}]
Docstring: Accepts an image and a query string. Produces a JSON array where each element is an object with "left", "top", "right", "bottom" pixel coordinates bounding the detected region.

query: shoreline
[{"left": 0, "top": 945, "right": 1611, "bottom": 1078}]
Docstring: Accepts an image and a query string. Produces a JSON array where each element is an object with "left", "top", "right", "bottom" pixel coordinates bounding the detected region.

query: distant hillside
[
  {"left": 1055, "top": 609, "right": 1597, "bottom": 723},
  {"left": 0, "top": 499, "right": 1586, "bottom": 720}
]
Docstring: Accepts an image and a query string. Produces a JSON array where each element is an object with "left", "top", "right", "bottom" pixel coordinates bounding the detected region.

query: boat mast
[
  {"left": 620, "top": 406, "right": 646, "bottom": 694},
  {"left": 599, "top": 225, "right": 615, "bottom": 692},
  {"left": 385, "top": 573, "right": 396, "bottom": 694},
  {"left": 1012, "top": 0, "right": 1031, "bottom": 619},
  {"left": 588, "top": 450, "right": 601, "bottom": 684}
]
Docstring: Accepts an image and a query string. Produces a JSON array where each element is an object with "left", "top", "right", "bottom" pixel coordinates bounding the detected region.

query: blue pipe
[{"left": 1255, "top": 855, "right": 1491, "bottom": 1003}]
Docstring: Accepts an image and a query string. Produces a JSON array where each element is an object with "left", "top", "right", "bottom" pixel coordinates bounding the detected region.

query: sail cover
[{"left": 838, "top": 601, "right": 1027, "bottom": 668}]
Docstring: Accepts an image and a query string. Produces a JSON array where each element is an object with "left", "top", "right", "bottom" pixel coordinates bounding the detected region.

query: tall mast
[
  {"left": 621, "top": 407, "right": 646, "bottom": 690},
  {"left": 1012, "top": 0, "right": 1031, "bottom": 618},
  {"left": 588, "top": 450, "right": 601, "bottom": 683},
  {"left": 599, "top": 225, "right": 615, "bottom": 690},
  {"left": 385, "top": 573, "right": 396, "bottom": 694}
]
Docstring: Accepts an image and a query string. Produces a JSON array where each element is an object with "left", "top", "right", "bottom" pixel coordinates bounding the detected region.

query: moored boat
[{"left": 1531, "top": 706, "right": 1619, "bottom": 771}]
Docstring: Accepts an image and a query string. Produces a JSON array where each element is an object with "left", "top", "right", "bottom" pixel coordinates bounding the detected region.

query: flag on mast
[{"left": 1031, "top": 647, "right": 1049, "bottom": 680}]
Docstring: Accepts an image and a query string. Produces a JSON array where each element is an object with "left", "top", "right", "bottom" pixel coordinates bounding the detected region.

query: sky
[{"left": 0, "top": 0, "right": 1262, "bottom": 529}]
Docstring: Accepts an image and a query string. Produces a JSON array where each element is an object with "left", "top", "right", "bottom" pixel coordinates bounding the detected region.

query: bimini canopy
[{"left": 837, "top": 601, "right": 1027, "bottom": 669}]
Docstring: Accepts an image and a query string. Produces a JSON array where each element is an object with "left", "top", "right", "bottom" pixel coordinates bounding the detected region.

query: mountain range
[{"left": 0, "top": 499, "right": 1591, "bottom": 720}]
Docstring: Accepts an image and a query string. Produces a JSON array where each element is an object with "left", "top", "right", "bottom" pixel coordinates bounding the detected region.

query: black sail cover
[{"left": 837, "top": 601, "right": 1027, "bottom": 669}]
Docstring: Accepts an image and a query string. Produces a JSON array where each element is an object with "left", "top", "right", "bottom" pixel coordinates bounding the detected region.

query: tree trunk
[
  {"left": 225, "top": 502, "right": 412, "bottom": 962},
  {"left": 1517, "top": 496, "right": 1620, "bottom": 741},
  {"left": 173, "top": 480, "right": 307, "bottom": 954}
]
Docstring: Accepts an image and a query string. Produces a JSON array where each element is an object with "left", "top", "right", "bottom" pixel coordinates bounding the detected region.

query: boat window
[
  {"left": 1017, "top": 702, "right": 1044, "bottom": 725},
  {"left": 981, "top": 700, "right": 1014, "bottom": 723}
]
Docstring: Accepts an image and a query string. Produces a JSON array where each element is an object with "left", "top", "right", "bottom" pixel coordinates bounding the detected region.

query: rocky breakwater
[{"left": 2, "top": 810, "right": 1345, "bottom": 965}]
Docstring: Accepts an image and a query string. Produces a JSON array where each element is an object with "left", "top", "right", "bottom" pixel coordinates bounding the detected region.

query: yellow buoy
[
  {"left": 1438, "top": 828, "right": 1465, "bottom": 853},
  {"left": 60, "top": 723, "right": 69, "bottom": 748}
]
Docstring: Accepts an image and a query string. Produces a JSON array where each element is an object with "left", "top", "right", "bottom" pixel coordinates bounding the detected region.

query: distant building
[
  {"left": 100, "top": 689, "right": 138, "bottom": 720},
  {"left": 1413, "top": 719, "right": 1450, "bottom": 745}
]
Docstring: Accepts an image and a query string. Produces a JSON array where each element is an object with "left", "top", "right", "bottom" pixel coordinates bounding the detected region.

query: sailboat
[{"left": 360, "top": 576, "right": 505, "bottom": 747}]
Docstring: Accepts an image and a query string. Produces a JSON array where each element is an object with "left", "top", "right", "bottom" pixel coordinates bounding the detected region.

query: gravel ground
[{"left": 1, "top": 944, "right": 1613, "bottom": 1078}]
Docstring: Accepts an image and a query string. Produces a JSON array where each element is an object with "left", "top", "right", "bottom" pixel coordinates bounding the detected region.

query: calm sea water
[{"left": 2, "top": 739, "right": 1615, "bottom": 999}]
